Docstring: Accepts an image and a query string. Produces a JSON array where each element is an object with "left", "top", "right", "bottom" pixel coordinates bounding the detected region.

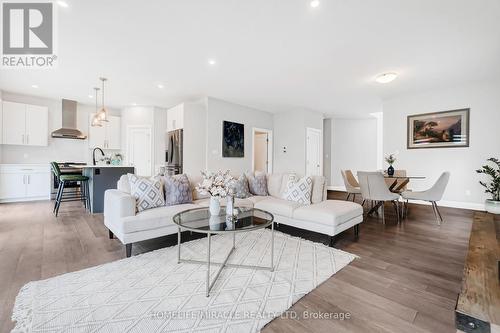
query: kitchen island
[{"left": 75, "top": 165, "right": 134, "bottom": 213}]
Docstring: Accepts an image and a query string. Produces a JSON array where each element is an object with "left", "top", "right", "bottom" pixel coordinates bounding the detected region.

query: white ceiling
[{"left": 1, "top": 0, "right": 499, "bottom": 116}]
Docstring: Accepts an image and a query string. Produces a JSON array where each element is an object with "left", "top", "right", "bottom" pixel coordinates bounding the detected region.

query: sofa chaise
[{"left": 104, "top": 173, "right": 363, "bottom": 257}]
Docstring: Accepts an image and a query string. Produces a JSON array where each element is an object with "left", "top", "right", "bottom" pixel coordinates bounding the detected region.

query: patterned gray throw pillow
[
  {"left": 162, "top": 174, "right": 193, "bottom": 206},
  {"left": 229, "top": 174, "right": 251, "bottom": 198},
  {"left": 127, "top": 174, "right": 165, "bottom": 212},
  {"left": 246, "top": 172, "right": 268, "bottom": 196},
  {"left": 282, "top": 174, "right": 313, "bottom": 205}
]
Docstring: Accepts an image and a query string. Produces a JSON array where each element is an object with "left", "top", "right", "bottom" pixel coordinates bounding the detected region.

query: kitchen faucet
[{"left": 92, "top": 147, "right": 105, "bottom": 165}]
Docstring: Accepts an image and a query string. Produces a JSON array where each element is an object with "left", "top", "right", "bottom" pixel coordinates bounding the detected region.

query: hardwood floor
[{"left": 0, "top": 193, "right": 473, "bottom": 332}]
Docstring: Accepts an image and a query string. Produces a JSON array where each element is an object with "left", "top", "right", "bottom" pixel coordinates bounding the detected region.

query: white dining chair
[
  {"left": 341, "top": 170, "right": 361, "bottom": 201},
  {"left": 358, "top": 171, "right": 401, "bottom": 224},
  {"left": 401, "top": 172, "right": 450, "bottom": 225}
]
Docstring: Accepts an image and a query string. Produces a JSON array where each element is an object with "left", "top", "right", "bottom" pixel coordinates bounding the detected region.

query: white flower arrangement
[{"left": 196, "top": 170, "right": 235, "bottom": 198}]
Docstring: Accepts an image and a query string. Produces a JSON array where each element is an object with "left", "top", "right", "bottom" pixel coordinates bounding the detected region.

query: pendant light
[
  {"left": 96, "top": 77, "right": 109, "bottom": 122},
  {"left": 91, "top": 87, "right": 102, "bottom": 127}
]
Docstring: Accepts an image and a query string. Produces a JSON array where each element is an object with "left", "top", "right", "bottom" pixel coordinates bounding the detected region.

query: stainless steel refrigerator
[{"left": 165, "top": 129, "right": 183, "bottom": 175}]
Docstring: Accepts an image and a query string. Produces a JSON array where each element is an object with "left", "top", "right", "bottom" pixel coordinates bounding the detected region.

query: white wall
[
  {"left": 330, "top": 117, "right": 378, "bottom": 187},
  {"left": 205, "top": 97, "right": 273, "bottom": 174},
  {"left": 383, "top": 80, "right": 500, "bottom": 207},
  {"left": 323, "top": 119, "right": 333, "bottom": 185},
  {"left": 182, "top": 100, "right": 207, "bottom": 176},
  {"left": 0, "top": 91, "right": 118, "bottom": 164},
  {"left": 273, "top": 110, "right": 324, "bottom": 175}
]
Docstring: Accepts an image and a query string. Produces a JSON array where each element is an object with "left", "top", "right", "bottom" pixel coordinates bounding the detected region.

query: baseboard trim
[
  {"left": 0, "top": 196, "right": 50, "bottom": 204},
  {"left": 327, "top": 186, "right": 485, "bottom": 211}
]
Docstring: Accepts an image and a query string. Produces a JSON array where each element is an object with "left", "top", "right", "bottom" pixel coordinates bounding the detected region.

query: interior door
[
  {"left": 2, "top": 101, "right": 26, "bottom": 145},
  {"left": 253, "top": 132, "right": 268, "bottom": 173},
  {"left": 105, "top": 115, "right": 121, "bottom": 149},
  {"left": 306, "top": 128, "right": 322, "bottom": 176},
  {"left": 127, "top": 127, "right": 152, "bottom": 176},
  {"left": 25, "top": 104, "right": 48, "bottom": 146}
]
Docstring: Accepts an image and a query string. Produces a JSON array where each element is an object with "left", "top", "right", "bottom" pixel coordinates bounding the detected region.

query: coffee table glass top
[{"left": 172, "top": 207, "right": 273, "bottom": 234}]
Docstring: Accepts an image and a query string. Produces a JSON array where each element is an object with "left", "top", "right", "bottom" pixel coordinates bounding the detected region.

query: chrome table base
[{"left": 177, "top": 222, "right": 274, "bottom": 297}]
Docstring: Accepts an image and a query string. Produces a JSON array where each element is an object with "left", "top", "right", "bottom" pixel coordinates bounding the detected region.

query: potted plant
[
  {"left": 385, "top": 153, "right": 397, "bottom": 176},
  {"left": 196, "top": 170, "right": 234, "bottom": 216},
  {"left": 476, "top": 157, "right": 500, "bottom": 214}
]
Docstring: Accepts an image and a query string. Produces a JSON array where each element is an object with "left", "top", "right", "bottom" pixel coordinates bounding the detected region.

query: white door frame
[
  {"left": 252, "top": 127, "right": 273, "bottom": 173},
  {"left": 306, "top": 127, "right": 323, "bottom": 176},
  {"left": 126, "top": 125, "right": 153, "bottom": 176}
]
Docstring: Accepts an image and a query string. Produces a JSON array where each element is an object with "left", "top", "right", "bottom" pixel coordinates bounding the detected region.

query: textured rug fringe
[{"left": 11, "top": 281, "right": 35, "bottom": 333}]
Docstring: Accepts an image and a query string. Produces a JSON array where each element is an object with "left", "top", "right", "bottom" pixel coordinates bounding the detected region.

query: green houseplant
[{"left": 476, "top": 157, "right": 500, "bottom": 214}]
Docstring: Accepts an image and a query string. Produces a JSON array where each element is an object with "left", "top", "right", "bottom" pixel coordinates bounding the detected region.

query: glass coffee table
[{"left": 172, "top": 207, "right": 274, "bottom": 297}]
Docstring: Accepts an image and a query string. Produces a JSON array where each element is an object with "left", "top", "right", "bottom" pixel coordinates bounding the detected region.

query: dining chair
[
  {"left": 358, "top": 171, "right": 401, "bottom": 224},
  {"left": 341, "top": 170, "right": 361, "bottom": 201},
  {"left": 401, "top": 172, "right": 450, "bottom": 225}
]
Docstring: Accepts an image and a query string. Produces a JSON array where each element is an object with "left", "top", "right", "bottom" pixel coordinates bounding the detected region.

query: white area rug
[{"left": 12, "top": 229, "right": 356, "bottom": 333}]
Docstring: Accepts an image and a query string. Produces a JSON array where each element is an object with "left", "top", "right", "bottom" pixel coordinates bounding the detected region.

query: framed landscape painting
[
  {"left": 407, "top": 109, "right": 470, "bottom": 149},
  {"left": 222, "top": 121, "right": 244, "bottom": 157}
]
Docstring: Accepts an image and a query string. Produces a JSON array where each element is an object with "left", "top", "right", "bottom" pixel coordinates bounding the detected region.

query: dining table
[
  {"left": 384, "top": 174, "right": 426, "bottom": 193},
  {"left": 366, "top": 174, "right": 426, "bottom": 218}
]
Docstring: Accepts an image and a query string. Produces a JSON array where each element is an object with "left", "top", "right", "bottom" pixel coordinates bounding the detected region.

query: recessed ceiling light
[
  {"left": 375, "top": 72, "right": 398, "bottom": 83},
  {"left": 208, "top": 59, "right": 216, "bottom": 66},
  {"left": 157, "top": 83, "right": 164, "bottom": 89},
  {"left": 132, "top": 103, "right": 137, "bottom": 106},
  {"left": 310, "top": 0, "right": 320, "bottom": 8},
  {"left": 31, "top": 84, "right": 39, "bottom": 88},
  {"left": 57, "top": 1, "right": 69, "bottom": 8}
]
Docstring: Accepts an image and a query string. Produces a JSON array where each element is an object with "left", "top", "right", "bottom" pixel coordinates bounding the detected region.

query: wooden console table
[{"left": 455, "top": 212, "right": 500, "bottom": 333}]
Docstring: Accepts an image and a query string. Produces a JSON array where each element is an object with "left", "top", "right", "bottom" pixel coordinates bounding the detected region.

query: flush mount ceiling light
[
  {"left": 91, "top": 87, "right": 102, "bottom": 127},
  {"left": 88, "top": 94, "right": 93, "bottom": 98},
  {"left": 208, "top": 59, "right": 216, "bottom": 66},
  {"left": 96, "top": 77, "right": 109, "bottom": 122},
  {"left": 31, "top": 84, "right": 38, "bottom": 88},
  {"left": 375, "top": 72, "right": 398, "bottom": 83},
  {"left": 310, "top": 0, "right": 320, "bottom": 8},
  {"left": 57, "top": 1, "right": 69, "bottom": 8},
  {"left": 157, "top": 83, "right": 164, "bottom": 89}
]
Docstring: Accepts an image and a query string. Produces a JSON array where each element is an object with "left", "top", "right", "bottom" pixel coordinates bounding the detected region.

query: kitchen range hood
[{"left": 51, "top": 99, "right": 87, "bottom": 140}]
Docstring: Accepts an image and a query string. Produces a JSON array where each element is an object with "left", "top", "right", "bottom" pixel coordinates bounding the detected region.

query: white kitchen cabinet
[
  {"left": 0, "top": 173, "right": 26, "bottom": 199},
  {"left": 0, "top": 164, "right": 50, "bottom": 202},
  {"left": 106, "top": 115, "right": 121, "bottom": 149},
  {"left": 166, "top": 103, "right": 184, "bottom": 132},
  {"left": 2, "top": 101, "right": 48, "bottom": 146},
  {"left": 2, "top": 101, "right": 26, "bottom": 145},
  {"left": 88, "top": 114, "right": 121, "bottom": 149},
  {"left": 25, "top": 104, "right": 49, "bottom": 146}
]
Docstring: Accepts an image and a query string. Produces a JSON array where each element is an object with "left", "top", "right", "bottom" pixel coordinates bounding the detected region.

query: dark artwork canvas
[
  {"left": 222, "top": 121, "right": 244, "bottom": 157},
  {"left": 407, "top": 109, "right": 469, "bottom": 149}
]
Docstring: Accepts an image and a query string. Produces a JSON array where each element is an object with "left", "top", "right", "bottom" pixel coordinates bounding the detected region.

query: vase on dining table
[{"left": 387, "top": 165, "right": 395, "bottom": 176}]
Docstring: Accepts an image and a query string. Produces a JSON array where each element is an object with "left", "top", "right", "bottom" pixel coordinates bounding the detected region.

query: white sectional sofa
[{"left": 104, "top": 173, "right": 363, "bottom": 257}]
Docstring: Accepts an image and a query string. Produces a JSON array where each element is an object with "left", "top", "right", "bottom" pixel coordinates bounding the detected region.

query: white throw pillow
[
  {"left": 282, "top": 175, "right": 313, "bottom": 205},
  {"left": 127, "top": 174, "right": 165, "bottom": 212}
]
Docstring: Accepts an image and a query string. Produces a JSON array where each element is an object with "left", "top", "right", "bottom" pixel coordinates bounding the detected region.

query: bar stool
[{"left": 50, "top": 162, "right": 91, "bottom": 217}]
